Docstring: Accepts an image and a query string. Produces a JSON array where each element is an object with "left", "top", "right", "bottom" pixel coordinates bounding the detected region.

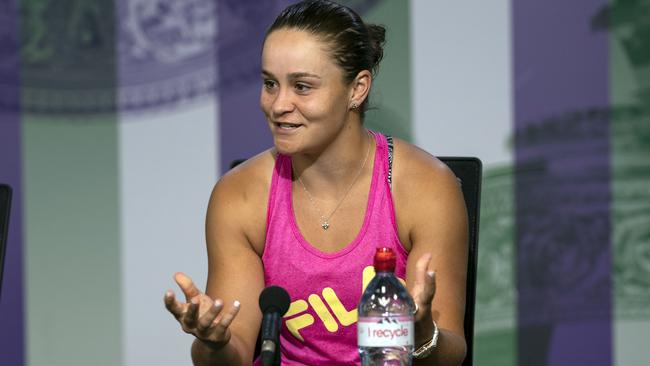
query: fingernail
[
  {"left": 233, "top": 300, "right": 241, "bottom": 308},
  {"left": 427, "top": 270, "right": 435, "bottom": 279},
  {"left": 165, "top": 290, "right": 173, "bottom": 298},
  {"left": 214, "top": 299, "right": 223, "bottom": 307},
  {"left": 191, "top": 298, "right": 199, "bottom": 305}
]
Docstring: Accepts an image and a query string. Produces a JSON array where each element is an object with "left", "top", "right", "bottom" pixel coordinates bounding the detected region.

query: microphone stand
[
  {"left": 260, "top": 311, "right": 281, "bottom": 366},
  {"left": 258, "top": 286, "right": 290, "bottom": 366}
]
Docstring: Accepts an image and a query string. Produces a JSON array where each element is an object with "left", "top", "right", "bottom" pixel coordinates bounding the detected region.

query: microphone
[{"left": 259, "top": 285, "right": 291, "bottom": 366}]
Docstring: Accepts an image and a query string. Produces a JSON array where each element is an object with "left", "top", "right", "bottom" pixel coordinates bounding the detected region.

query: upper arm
[
  {"left": 203, "top": 163, "right": 269, "bottom": 362},
  {"left": 394, "top": 144, "right": 469, "bottom": 337}
]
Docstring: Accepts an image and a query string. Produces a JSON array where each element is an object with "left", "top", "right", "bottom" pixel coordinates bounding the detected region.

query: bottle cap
[{"left": 373, "top": 247, "right": 396, "bottom": 272}]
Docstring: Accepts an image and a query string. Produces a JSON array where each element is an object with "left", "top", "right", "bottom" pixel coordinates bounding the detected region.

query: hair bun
[{"left": 366, "top": 23, "right": 386, "bottom": 74}]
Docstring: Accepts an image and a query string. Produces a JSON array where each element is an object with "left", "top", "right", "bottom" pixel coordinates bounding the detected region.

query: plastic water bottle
[{"left": 358, "top": 247, "right": 415, "bottom": 366}]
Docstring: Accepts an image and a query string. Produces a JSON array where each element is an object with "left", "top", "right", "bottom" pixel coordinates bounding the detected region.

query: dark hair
[{"left": 266, "top": 0, "right": 386, "bottom": 115}]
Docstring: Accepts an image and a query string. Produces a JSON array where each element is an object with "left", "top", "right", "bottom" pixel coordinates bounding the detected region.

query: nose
[{"left": 270, "top": 87, "right": 295, "bottom": 117}]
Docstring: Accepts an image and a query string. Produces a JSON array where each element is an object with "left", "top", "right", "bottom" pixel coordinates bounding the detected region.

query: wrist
[
  {"left": 414, "top": 318, "right": 434, "bottom": 347},
  {"left": 192, "top": 335, "right": 248, "bottom": 366},
  {"left": 195, "top": 337, "right": 228, "bottom": 353},
  {"left": 413, "top": 320, "right": 439, "bottom": 359}
]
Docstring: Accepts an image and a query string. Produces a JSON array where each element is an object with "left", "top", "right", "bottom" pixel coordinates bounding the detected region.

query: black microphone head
[{"left": 259, "top": 285, "right": 291, "bottom": 315}]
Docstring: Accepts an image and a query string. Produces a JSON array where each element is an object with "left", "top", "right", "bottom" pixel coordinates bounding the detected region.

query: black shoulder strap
[{"left": 384, "top": 134, "right": 394, "bottom": 189}]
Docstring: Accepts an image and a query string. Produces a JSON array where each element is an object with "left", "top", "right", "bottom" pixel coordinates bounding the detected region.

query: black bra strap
[{"left": 384, "top": 134, "right": 394, "bottom": 189}]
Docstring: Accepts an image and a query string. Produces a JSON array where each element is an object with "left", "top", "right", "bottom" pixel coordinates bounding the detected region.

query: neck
[{"left": 292, "top": 126, "right": 373, "bottom": 197}]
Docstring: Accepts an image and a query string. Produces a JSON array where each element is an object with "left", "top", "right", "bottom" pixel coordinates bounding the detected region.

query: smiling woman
[
  {"left": 260, "top": 27, "right": 370, "bottom": 156},
  {"left": 164, "top": 1, "right": 469, "bottom": 365}
]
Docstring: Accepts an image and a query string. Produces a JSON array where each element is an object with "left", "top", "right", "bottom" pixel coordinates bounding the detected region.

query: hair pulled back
[{"left": 266, "top": 0, "right": 386, "bottom": 113}]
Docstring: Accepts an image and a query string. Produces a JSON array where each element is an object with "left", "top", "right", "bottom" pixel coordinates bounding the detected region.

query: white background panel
[
  {"left": 411, "top": 0, "right": 513, "bottom": 167},
  {"left": 119, "top": 102, "right": 218, "bottom": 366}
]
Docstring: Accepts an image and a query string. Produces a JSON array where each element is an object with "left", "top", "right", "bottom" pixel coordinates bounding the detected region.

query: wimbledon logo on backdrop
[{"left": 9, "top": 0, "right": 381, "bottom": 116}]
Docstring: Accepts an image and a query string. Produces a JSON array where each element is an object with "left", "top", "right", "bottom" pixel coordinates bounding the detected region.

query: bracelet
[{"left": 413, "top": 320, "right": 439, "bottom": 359}]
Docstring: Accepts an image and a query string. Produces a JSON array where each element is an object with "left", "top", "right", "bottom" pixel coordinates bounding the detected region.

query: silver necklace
[{"left": 296, "top": 132, "right": 372, "bottom": 230}]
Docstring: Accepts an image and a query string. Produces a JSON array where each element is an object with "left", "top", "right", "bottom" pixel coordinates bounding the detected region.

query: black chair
[
  {"left": 230, "top": 157, "right": 482, "bottom": 364},
  {"left": 0, "top": 184, "right": 13, "bottom": 300},
  {"left": 438, "top": 157, "right": 482, "bottom": 366}
]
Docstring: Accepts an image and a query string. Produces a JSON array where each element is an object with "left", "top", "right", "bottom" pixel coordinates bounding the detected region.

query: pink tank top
[{"left": 256, "top": 131, "right": 408, "bottom": 365}]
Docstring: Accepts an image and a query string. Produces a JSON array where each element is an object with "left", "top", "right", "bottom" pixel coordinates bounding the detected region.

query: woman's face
[{"left": 260, "top": 28, "right": 354, "bottom": 156}]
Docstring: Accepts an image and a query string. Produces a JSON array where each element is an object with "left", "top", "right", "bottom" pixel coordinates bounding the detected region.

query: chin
[{"left": 272, "top": 137, "right": 301, "bottom": 156}]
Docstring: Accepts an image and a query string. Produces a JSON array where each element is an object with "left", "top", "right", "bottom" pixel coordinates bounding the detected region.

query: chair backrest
[
  {"left": 0, "top": 184, "right": 12, "bottom": 300},
  {"left": 438, "top": 157, "right": 482, "bottom": 366}
]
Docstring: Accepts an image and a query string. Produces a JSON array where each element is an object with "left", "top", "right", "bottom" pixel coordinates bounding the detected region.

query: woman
[{"left": 164, "top": 1, "right": 468, "bottom": 365}]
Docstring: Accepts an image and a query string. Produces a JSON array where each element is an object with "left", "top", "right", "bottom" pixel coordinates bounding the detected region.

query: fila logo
[{"left": 284, "top": 265, "right": 406, "bottom": 341}]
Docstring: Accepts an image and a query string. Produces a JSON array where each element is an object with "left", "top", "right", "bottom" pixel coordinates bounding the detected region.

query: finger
[
  {"left": 413, "top": 253, "right": 435, "bottom": 308},
  {"left": 413, "top": 253, "right": 432, "bottom": 291},
  {"left": 197, "top": 299, "right": 224, "bottom": 334},
  {"left": 164, "top": 290, "right": 185, "bottom": 319},
  {"left": 183, "top": 297, "right": 200, "bottom": 328},
  {"left": 174, "top": 272, "right": 202, "bottom": 301},
  {"left": 414, "top": 271, "right": 436, "bottom": 323},
  {"left": 211, "top": 300, "right": 241, "bottom": 336},
  {"left": 421, "top": 270, "right": 436, "bottom": 308}
]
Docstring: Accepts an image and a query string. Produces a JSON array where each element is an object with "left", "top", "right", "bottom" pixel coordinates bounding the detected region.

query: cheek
[
  {"left": 302, "top": 95, "right": 338, "bottom": 117},
  {"left": 260, "top": 92, "right": 272, "bottom": 114},
  {"left": 306, "top": 99, "right": 343, "bottom": 121}
]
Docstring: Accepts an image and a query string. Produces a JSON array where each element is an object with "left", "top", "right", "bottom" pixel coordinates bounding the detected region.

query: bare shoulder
[
  {"left": 212, "top": 149, "right": 276, "bottom": 201},
  {"left": 390, "top": 138, "right": 467, "bottom": 249},
  {"left": 207, "top": 149, "right": 277, "bottom": 254},
  {"left": 391, "top": 138, "right": 461, "bottom": 201}
]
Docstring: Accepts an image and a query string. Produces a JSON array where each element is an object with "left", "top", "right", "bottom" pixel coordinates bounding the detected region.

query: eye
[
  {"left": 263, "top": 79, "right": 277, "bottom": 90},
  {"left": 295, "top": 83, "right": 311, "bottom": 93}
]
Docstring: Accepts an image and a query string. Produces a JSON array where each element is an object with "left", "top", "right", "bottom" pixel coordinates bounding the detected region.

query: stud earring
[{"left": 351, "top": 103, "right": 358, "bottom": 110}]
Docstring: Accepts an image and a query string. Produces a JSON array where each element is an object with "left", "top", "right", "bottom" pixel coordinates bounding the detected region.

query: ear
[{"left": 348, "top": 70, "right": 372, "bottom": 110}]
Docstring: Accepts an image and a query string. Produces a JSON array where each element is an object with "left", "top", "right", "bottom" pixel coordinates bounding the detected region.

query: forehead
[{"left": 262, "top": 29, "right": 338, "bottom": 76}]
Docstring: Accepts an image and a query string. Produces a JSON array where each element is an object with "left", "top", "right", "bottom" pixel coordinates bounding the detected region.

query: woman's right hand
[{"left": 164, "top": 272, "right": 241, "bottom": 350}]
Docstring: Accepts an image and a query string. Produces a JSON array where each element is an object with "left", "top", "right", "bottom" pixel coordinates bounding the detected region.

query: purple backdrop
[
  {"left": 514, "top": 1, "right": 612, "bottom": 365},
  {"left": 216, "top": 1, "right": 295, "bottom": 172},
  {"left": 0, "top": 0, "right": 24, "bottom": 364}
]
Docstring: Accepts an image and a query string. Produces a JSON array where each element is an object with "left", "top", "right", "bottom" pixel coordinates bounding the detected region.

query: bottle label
[{"left": 357, "top": 316, "right": 414, "bottom": 347}]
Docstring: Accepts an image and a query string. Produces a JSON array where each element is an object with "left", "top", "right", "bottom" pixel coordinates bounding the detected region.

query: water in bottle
[{"left": 358, "top": 247, "right": 415, "bottom": 366}]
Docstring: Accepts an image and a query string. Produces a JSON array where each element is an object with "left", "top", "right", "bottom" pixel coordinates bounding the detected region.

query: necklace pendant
[{"left": 322, "top": 222, "right": 330, "bottom": 230}]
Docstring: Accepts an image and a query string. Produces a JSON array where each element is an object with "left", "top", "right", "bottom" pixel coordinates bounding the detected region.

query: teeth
[{"left": 278, "top": 123, "right": 299, "bottom": 129}]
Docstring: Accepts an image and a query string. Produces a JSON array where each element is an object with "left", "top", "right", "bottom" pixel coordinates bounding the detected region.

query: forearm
[
  {"left": 191, "top": 335, "right": 250, "bottom": 366},
  {"left": 413, "top": 329, "right": 467, "bottom": 366}
]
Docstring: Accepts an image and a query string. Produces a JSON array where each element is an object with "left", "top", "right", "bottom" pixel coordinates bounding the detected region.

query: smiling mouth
[{"left": 275, "top": 122, "right": 302, "bottom": 129}]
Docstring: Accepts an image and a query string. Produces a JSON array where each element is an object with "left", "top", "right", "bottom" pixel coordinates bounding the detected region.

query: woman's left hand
[{"left": 409, "top": 253, "right": 436, "bottom": 345}]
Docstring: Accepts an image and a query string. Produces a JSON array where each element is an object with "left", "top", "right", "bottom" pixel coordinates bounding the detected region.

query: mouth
[{"left": 274, "top": 122, "right": 303, "bottom": 130}]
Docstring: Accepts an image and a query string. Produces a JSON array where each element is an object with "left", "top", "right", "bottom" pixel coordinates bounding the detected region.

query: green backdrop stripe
[
  {"left": 23, "top": 121, "right": 122, "bottom": 366},
  {"left": 362, "top": 0, "right": 412, "bottom": 141},
  {"left": 607, "top": 0, "right": 650, "bottom": 364},
  {"left": 20, "top": 0, "right": 122, "bottom": 365}
]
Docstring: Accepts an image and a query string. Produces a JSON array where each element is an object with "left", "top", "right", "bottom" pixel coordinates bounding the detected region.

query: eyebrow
[
  {"left": 289, "top": 72, "right": 321, "bottom": 80},
  {"left": 261, "top": 70, "right": 321, "bottom": 80}
]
